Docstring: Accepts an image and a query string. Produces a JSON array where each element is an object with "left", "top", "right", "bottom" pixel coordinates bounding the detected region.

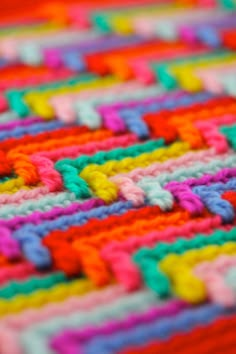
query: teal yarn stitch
[
  {"left": 0, "top": 110, "right": 19, "bottom": 123},
  {"left": 0, "top": 192, "right": 77, "bottom": 219},
  {"left": 133, "top": 227, "right": 236, "bottom": 297},
  {"left": 152, "top": 50, "right": 234, "bottom": 89},
  {"left": 219, "top": 0, "right": 236, "bottom": 9},
  {"left": 221, "top": 125, "right": 236, "bottom": 149},
  {"left": 0, "top": 272, "right": 66, "bottom": 299},
  {"left": 225, "top": 266, "right": 236, "bottom": 292},
  {"left": 138, "top": 155, "right": 236, "bottom": 208},
  {"left": 74, "top": 85, "right": 164, "bottom": 129},
  {"left": 5, "top": 74, "right": 96, "bottom": 117},
  {"left": 55, "top": 139, "right": 165, "bottom": 199},
  {"left": 221, "top": 75, "right": 236, "bottom": 97},
  {"left": 21, "top": 289, "right": 159, "bottom": 354},
  {"left": 0, "top": 176, "right": 12, "bottom": 183}
]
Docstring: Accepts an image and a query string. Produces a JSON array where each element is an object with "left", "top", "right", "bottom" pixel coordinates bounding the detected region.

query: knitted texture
[{"left": 0, "top": 1, "right": 236, "bottom": 354}]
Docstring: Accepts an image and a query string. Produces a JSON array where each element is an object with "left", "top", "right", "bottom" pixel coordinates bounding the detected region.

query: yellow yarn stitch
[
  {"left": 0, "top": 279, "right": 95, "bottom": 317},
  {"left": 80, "top": 141, "right": 190, "bottom": 203},
  {"left": 171, "top": 55, "right": 236, "bottom": 92},
  {"left": 24, "top": 77, "right": 121, "bottom": 119},
  {"left": 25, "top": 76, "right": 119, "bottom": 106},
  {"left": 0, "top": 177, "right": 38, "bottom": 194},
  {"left": 0, "top": 177, "right": 26, "bottom": 194},
  {"left": 159, "top": 242, "right": 236, "bottom": 303},
  {"left": 0, "top": 23, "right": 64, "bottom": 39},
  {"left": 110, "top": 5, "right": 187, "bottom": 34}
]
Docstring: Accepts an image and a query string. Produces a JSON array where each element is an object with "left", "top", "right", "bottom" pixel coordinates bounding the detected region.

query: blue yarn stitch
[
  {"left": 119, "top": 109, "right": 150, "bottom": 139},
  {"left": 0, "top": 120, "right": 64, "bottom": 141},
  {"left": 118, "top": 92, "right": 214, "bottom": 140},
  {"left": 13, "top": 201, "right": 133, "bottom": 268},
  {"left": 84, "top": 304, "right": 233, "bottom": 354},
  {"left": 193, "top": 178, "right": 236, "bottom": 223},
  {"left": 62, "top": 52, "right": 86, "bottom": 72}
]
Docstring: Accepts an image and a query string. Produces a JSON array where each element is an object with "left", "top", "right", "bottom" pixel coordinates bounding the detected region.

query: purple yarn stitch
[
  {"left": 0, "top": 198, "right": 104, "bottom": 232},
  {"left": 44, "top": 35, "right": 145, "bottom": 68},
  {"left": 0, "top": 116, "right": 42, "bottom": 131},
  {"left": 179, "top": 13, "right": 236, "bottom": 43},
  {"left": 0, "top": 226, "right": 21, "bottom": 259},
  {"left": 165, "top": 168, "right": 236, "bottom": 214},
  {"left": 50, "top": 299, "right": 188, "bottom": 354}
]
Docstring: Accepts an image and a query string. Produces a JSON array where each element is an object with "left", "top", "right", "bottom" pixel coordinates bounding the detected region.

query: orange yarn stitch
[
  {"left": 7, "top": 129, "right": 113, "bottom": 185},
  {"left": 144, "top": 96, "right": 236, "bottom": 148}
]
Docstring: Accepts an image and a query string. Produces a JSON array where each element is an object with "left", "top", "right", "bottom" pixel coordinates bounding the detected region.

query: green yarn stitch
[
  {"left": 21, "top": 289, "right": 159, "bottom": 354},
  {"left": 141, "top": 155, "right": 236, "bottom": 187},
  {"left": 152, "top": 50, "right": 234, "bottom": 89},
  {"left": 0, "top": 176, "right": 12, "bottom": 183},
  {"left": 74, "top": 84, "right": 164, "bottom": 128},
  {"left": 0, "top": 110, "right": 19, "bottom": 123},
  {"left": 133, "top": 227, "right": 236, "bottom": 297},
  {"left": 220, "top": 125, "right": 236, "bottom": 149},
  {"left": 218, "top": 0, "right": 236, "bottom": 9},
  {"left": 91, "top": 4, "right": 162, "bottom": 32},
  {"left": 0, "top": 192, "right": 77, "bottom": 219},
  {"left": 56, "top": 139, "right": 165, "bottom": 199},
  {"left": 0, "top": 272, "right": 66, "bottom": 299},
  {"left": 5, "top": 73, "right": 96, "bottom": 117},
  {"left": 221, "top": 74, "right": 236, "bottom": 97},
  {"left": 225, "top": 266, "right": 236, "bottom": 291}
]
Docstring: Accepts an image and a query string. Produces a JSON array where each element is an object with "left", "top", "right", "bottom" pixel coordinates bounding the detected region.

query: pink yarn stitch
[
  {"left": 0, "top": 96, "right": 8, "bottom": 112},
  {"left": 195, "top": 114, "right": 236, "bottom": 153},
  {"left": 196, "top": 64, "right": 236, "bottom": 94},
  {"left": 0, "top": 285, "right": 125, "bottom": 354},
  {"left": 50, "top": 82, "right": 142, "bottom": 123},
  {"left": 31, "top": 133, "right": 138, "bottom": 191},
  {"left": 194, "top": 255, "right": 236, "bottom": 307},
  {"left": 133, "top": 8, "right": 222, "bottom": 36},
  {"left": 0, "top": 186, "right": 50, "bottom": 205},
  {"left": 0, "top": 198, "right": 103, "bottom": 232},
  {"left": 0, "top": 262, "right": 39, "bottom": 286},
  {"left": 101, "top": 215, "right": 226, "bottom": 290},
  {"left": 129, "top": 47, "right": 210, "bottom": 84},
  {"left": 110, "top": 148, "right": 223, "bottom": 206},
  {"left": 50, "top": 300, "right": 187, "bottom": 354}
]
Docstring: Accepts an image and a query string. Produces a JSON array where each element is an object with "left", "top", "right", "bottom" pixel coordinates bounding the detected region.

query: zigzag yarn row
[{"left": 1, "top": 1, "right": 236, "bottom": 353}]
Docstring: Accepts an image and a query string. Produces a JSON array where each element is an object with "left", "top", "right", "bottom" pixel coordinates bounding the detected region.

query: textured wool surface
[{"left": 0, "top": 1, "right": 236, "bottom": 354}]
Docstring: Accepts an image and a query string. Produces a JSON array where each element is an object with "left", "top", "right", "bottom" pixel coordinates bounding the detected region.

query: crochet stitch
[{"left": 0, "top": 1, "right": 236, "bottom": 354}]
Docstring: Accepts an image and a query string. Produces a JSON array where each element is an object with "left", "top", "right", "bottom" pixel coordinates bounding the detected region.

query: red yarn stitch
[
  {"left": 143, "top": 113, "right": 178, "bottom": 143},
  {"left": 0, "top": 150, "right": 12, "bottom": 176},
  {"left": 0, "top": 126, "right": 88, "bottom": 152},
  {"left": 120, "top": 313, "right": 236, "bottom": 354},
  {"left": 43, "top": 205, "right": 162, "bottom": 248},
  {"left": 222, "top": 29, "right": 236, "bottom": 50},
  {"left": 0, "top": 126, "right": 89, "bottom": 174},
  {"left": 222, "top": 191, "right": 236, "bottom": 209}
]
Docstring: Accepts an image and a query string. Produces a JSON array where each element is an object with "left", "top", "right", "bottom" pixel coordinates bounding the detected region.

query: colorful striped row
[{"left": 0, "top": 1, "right": 236, "bottom": 354}]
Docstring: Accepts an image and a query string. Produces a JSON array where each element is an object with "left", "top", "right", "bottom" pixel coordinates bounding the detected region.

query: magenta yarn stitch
[
  {"left": 0, "top": 198, "right": 104, "bottom": 232},
  {"left": 50, "top": 300, "right": 188, "bottom": 354},
  {"left": 0, "top": 117, "right": 43, "bottom": 131},
  {"left": 98, "top": 91, "right": 185, "bottom": 132},
  {"left": 165, "top": 168, "right": 236, "bottom": 214},
  {"left": 0, "top": 226, "right": 21, "bottom": 259},
  {"left": 98, "top": 91, "right": 185, "bottom": 113}
]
